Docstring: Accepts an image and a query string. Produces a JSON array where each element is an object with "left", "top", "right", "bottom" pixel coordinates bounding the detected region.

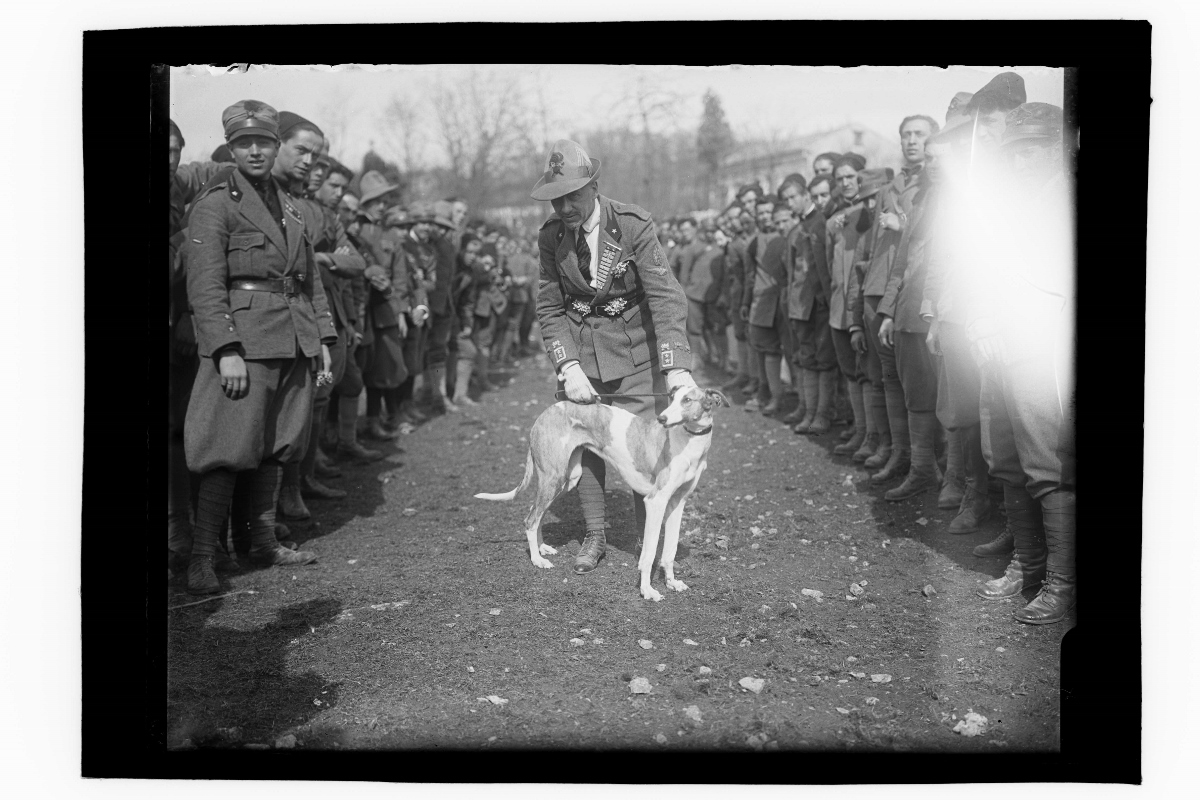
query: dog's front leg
[
  {"left": 661, "top": 486, "right": 692, "bottom": 593},
  {"left": 637, "top": 493, "right": 670, "bottom": 601}
]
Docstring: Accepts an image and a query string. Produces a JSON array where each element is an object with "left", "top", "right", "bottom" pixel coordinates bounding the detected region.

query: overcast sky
[{"left": 171, "top": 64, "right": 1064, "bottom": 175}]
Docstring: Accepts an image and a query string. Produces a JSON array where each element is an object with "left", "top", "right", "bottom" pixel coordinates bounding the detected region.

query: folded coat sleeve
[
  {"left": 185, "top": 194, "right": 241, "bottom": 358},
  {"left": 536, "top": 223, "right": 579, "bottom": 371}
]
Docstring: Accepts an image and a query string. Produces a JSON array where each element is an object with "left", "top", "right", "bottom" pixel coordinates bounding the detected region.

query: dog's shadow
[{"left": 540, "top": 488, "right": 692, "bottom": 562}]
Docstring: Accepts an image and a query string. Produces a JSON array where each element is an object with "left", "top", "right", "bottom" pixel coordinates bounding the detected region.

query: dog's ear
[{"left": 704, "top": 388, "right": 731, "bottom": 408}]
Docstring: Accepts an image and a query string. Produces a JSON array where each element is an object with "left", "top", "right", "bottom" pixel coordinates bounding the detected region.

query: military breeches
[
  {"left": 978, "top": 354, "right": 1075, "bottom": 500},
  {"left": 935, "top": 321, "right": 981, "bottom": 429},
  {"left": 830, "top": 327, "right": 866, "bottom": 383},
  {"left": 894, "top": 330, "right": 938, "bottom": 413},
  {"left": 790, "top": 308, "right": 837, "bottom": 372},
  {"left": 184, "top": 353, "right": 314, "bottom": 474}
]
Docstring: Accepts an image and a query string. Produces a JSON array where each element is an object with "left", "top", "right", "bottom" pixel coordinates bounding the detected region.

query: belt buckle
[{"left": 282, "top": 276, "right": 297, "bottom": 295}]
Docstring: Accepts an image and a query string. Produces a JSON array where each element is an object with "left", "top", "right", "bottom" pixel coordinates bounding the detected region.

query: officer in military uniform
[
  {"left": 532, "top": 139, "right": 696, "bottom": 574},
  {"left": 182, "top": 100, "right": 338, "bottom": 595}
]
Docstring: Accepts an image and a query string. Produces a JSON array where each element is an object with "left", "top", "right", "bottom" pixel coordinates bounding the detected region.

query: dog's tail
[{"left": 473, "top": 449, "right": 534, "bottom": 501}]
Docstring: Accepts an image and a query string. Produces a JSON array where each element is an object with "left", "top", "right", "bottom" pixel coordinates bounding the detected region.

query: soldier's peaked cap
[
  {"left": 530, "top": 139, "right": 601, "bottom": 201},
  {"left": 1002, "top": 103, "right": 1063, "bottom": 148},
  {"left": 222, "top": 99, "right": 280, "bottom": 142}
]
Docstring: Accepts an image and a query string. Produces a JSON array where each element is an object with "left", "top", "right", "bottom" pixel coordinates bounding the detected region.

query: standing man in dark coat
[
  {"left": 532, "top": 139, "right": 696, "bottom": 574},
  {"left": 182, "top": 100, "right": 337, "bottom": 594}
]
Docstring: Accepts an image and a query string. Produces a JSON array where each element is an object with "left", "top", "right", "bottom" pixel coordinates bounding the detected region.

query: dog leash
[{"left": 553, "top": 391, "right": 669, "bottom": 402}]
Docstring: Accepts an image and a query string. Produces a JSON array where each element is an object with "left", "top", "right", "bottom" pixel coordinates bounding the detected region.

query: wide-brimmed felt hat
[
  {"left": 431, "top": 200, "right": 457, "bottom": 230},
  {"left": 945, "top": 92, "right": 974, "bottom": 124},
  {"left": 359, "top": 170, "right": 399, "bottom": 204},
  {"left": 1002, "top": 103, "right": 1064, "bottom": 148},
  {"left": 856, "top": 168, "right": 895, "bottom": 201},
  {"left": 966, "top": 72, "right": 1026, "bottom": 115},
  {"left": 530, "top": 139, "right": 601, "bottom": 201}
]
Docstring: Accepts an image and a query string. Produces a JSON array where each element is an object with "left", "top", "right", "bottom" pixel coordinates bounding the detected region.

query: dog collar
[{"left": 683, "top": 423, "right": 713, "bottom": 436}]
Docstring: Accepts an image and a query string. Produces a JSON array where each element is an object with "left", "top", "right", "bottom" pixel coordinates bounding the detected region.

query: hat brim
[
  {"left": 432, "top": 216, "right": 456, "bottom": 230},
  {"left": 1002, "top": 129, "right": 1061, "bottom": 149},
  {"left": 226, "top": 126, "right": 279, "bottom": 143},
  {"left": 530, "top": 158, "right": 601, "bottom": 201},
  {"left": 360, "top": 183, "right": 400, "bottom": 205},
  {"left": 930, "top": 115, "right": 975, "bottom": 145}
]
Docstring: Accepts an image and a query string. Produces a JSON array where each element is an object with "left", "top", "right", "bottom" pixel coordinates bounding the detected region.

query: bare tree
[
  {"left": 609, "top": 75, "right": 684, "bottom": 209},
  {"left": 429, "top": 68, "right": 532, "bottom": 209},
  {"left": 379, "top": 93, "right": 427, "bottom": 175}
]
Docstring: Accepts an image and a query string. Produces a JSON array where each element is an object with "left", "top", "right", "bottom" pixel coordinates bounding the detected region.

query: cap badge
[{"left": 549, "top": 152, "right": 565, "bottom": 175}]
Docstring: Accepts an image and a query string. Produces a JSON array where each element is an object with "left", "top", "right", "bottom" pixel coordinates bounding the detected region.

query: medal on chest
[{"left": 596, "top": 242, "right": 621, "bottom": 288}]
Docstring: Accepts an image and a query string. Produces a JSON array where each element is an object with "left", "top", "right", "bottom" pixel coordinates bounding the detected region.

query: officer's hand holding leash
[{"left": 561, "top": 361, "right": 600, "bottom": 404}]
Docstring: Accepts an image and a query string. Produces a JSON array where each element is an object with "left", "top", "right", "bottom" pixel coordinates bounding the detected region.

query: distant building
[{"left": 718, "top": 123, "right": 901, "bottom": 205}]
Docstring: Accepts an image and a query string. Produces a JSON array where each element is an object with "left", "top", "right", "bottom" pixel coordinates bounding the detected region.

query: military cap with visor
[
  {"left": 530, "top": 139, "right": 602, "bottom": 201},
  {"left": 1002, "top": 103, "right": 1063, "bottom": 148},
  {"left": 222, "top": 99, "right": 280, "bottom": 142}
]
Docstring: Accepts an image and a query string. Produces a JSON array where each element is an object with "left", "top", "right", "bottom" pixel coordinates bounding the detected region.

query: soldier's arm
[
  {"left": 740, "top": 240, "right": 757, "bottom": 313},
  {"left": 535, "top": 225, "right": 580, "bottom": 372},
  {"left": 328, "top": 216, "right": 366, "bottom": 278},
  {"left": 388, "top": 246, "right": 413, "bottom": 317},
  {"left": 628, "top": 214, "right": 692, "bottom": 373},
  {"left": 876, "top": 229, "right": 907, "bottom": 320},
  {"left": 812, "top": 220, "right": 831, "bottom": 304},
  {"left": 304, "top": 231, "right": 338, "bottom": 347},
  {"left": 174, "top": 161, "right": 231, "bottom": 207},
  {"left": 848, "top": 236, "right": 866, "bottom": 333},
  {"left": 184, "top": 196, "right": 241, "bottom": 358}
]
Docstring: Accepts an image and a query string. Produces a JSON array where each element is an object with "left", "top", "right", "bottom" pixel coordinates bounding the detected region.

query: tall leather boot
[
  {"left": 791, "top": 369, "right": 820, "bottom": 434},
  {"left": 870, "top": 384, "right": 910, "bottom": 483},
  {"left": 806, "top": 370, "right": 837, "bottom": 435},
  {"left": 335, "top": 395, "right": 384, "bottom": 462},
  {"left": 452, "top": 356, "right": 478, "bottom": 406},
  {"left": 278, "top": 463, "right": 311, "bottom": 520},
  {"left": 246, "top": 462, "right": 317, "bottom": 567},
  {"left": 574, "top": 451, "right": 607, "bottom": 574},
  {"left": 834, "top": 380, "right": 868, "bottom": 455},
  {"left": 938, "top": 428, "right": 965, "bottom": 509},
  {"left": 885, "top": 410, "right": 941, "bottom": 501},
  {"left": 761, "top": 354, "right": 784, "bottom": 416},
  {"left": 863, "top": 383, "right": 892, "bottom": 469},
  {"left": 977, "top": 485, "right": 1046, "bottom": 600},
  {"left": 1014, "top": 490, "right": 1076, "bottom": 624}
]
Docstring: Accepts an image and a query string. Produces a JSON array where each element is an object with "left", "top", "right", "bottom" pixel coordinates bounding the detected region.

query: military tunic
[{"left": 182, "top": 169, "right": 338, "bottom": 473}]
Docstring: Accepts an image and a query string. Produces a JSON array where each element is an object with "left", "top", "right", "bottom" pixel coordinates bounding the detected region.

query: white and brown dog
[{"left": 475, "top": 385, "right": 730, "bottom": 601}]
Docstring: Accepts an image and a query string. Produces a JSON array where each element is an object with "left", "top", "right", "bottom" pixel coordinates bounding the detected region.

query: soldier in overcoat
[
  {"left": 531, "top": 139, "right": 696, "bottom": 574},
  {"left": 181, "top": 100, "right": 337, "bottom": 594}
]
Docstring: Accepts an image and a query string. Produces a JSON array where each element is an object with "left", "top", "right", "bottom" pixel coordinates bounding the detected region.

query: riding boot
[
  {"left": 278, "top": 463, "right": 311, "bottom": 520},
  {"left": 246, "top": 462, "right": 317, "bottom": 567},
  {"left": 938, "top": 428, "right": 966, "bottom": 509},
  {"left": 336, "top": 395, "right": 384, "bottom": 462},
  {"left": 834, "top": 380, "right": 868, "bottom": 455},
  {"left": 806, "top": 370, "right": 837, "bottom": 435},
  {"left": 453, "top": 357, "right": 478, "bottom": 406},
  {"left": 761, "top": 354, "right": 784, "bottom": 416},
  {"left": 977, "top": 485, "right": 1046, "bottom": 600},
  {"left": 863, "top": 384, "right": 892, "bottom": 468},
  {"left": 885, "top": 410, "right": 940, "bottom": 501},
  {"left": 574, "top": 450, "right": 607, "bottom": 573},
  {"left": 1014, "top": 490, "right": 1076, "bottom": 624}
]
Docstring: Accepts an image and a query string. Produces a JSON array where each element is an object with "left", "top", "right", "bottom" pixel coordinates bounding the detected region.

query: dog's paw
[
  {"left": 666, "top": 578, "right": 689, "bottom": 593},
  {"left": 641, "top": 586, "right": 665, "bottom": 602},
  {"left": 531, "top": 555, "right": 555, "bottom": 569},
  {"left": 538, "top": 543, "right": 558, "bottom": 556}
]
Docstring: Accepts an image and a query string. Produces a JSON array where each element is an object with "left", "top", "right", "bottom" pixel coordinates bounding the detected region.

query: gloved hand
[
  {"left": 560, "top": 362, "right": 599, "bottom": 403},
  {"left": 666, "top": 369, "right": 697, "bottom": 393}
]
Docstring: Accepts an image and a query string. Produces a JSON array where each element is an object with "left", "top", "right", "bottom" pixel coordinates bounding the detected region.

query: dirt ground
[{"left": 166, "top": 351, "right": 1069, "bottom": 753}]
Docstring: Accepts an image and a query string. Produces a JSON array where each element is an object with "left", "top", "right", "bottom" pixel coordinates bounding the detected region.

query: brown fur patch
[
  {"left": 625, "top": 419, "right": 671, "bottom": 481},
  {"left": 566, "top": 403, "right": 614, "bottom": 450}
]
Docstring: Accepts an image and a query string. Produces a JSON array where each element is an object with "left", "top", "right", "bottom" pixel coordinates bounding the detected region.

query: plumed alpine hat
[{"left": 530, "top": 139, "right": 601, "bottom": 201}]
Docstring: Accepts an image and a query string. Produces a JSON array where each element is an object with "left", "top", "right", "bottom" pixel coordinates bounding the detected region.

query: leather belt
[
  {"left": 230, "top": 276, "right": 306, "bottom": 296},
  {"left": 564, "top": 290, "right": 645, "bottom": 318}
]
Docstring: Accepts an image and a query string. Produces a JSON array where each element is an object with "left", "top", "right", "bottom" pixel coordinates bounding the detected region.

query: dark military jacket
[
  {"left": 536, "top": 195, "right": 691, "bottom": 382},
  {"left": 295, "top": 198, "right": 366, "bottom": 335},
  {"left": 184, "top": 169, "right": 337, "bottom": 360},
  {"left": 862, "top": 165, "right": 924, "bottom": 298},
  {"left": 879, "top": 187, "right": 937, "bottom": 333},
  {"left": 825, "top": 203, "right": 869, "bottom": 331},
  {"left": 784, "top": 212, "right": 826, "bottom": 322}
]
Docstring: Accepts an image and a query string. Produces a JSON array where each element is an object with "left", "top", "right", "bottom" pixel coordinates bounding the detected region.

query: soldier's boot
[
  {"left": 938, "top": 428, "right": 966, "bottom": 509},
  {"left": 973, "top": 528, "right": 1014, "bottom": 557},
  {"left": 1014, "top": 490, "right": 1076, "bottom": 625},
  {"left": 301, "top": 476, "right": 347, "bottom": 501},
  {"left": 313, "top": 448, "right": 342, "bottom": 479},
  {"left": 452, "top": 357, "right": 479, "bottom": 407},
  {"left": 277, "top": 464, "right": 311, "bottom": 521},
  {"left": 761, "top": 354, "right": 784, "bottom": 416},
  {"left": 977, "top": 485, "right": 1046, "bottom": 600},
  {"left": 885, "top": 411, "right": 941, "bottom": 501},
  {"left": 863, "top": 384, "right": 892, "bottom": 468},
  {"left": 791, "top": 369, "right": 820, "bottom": 434},
  {"left": 186, "top": 468, "right": 237, "bottom": 595},
  {"left": 424, "top": 365, "right": 455, "bottom": 414},
  {"left": 244, "top": 462, "right": 318, "bottom": 568},
  {"left": 806, "top": 370, "right": 837, "bottom": 435},
  {"left": 475, "top": 347, "right": 494, "bottom": 392},
  {"left": 782, "top": 389, "right": 807, "bottom": 425},
  {"left": 950, "top": 479, "right": 993, "bottom": 534},
  {"left": 869, "top": 388, "right": 910, "bottom": 483},
  {"left": 364, "top": 415, "right": 399, "bottom": 441},
  {"left": 834, "top": 381, "right": 868, "bottom": 455},
  {"left": 573, "top": 450, "right": 607, "bottom": 574},
  {"left": 336, "top": 395, "right": 384, "bottom": 463}
]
